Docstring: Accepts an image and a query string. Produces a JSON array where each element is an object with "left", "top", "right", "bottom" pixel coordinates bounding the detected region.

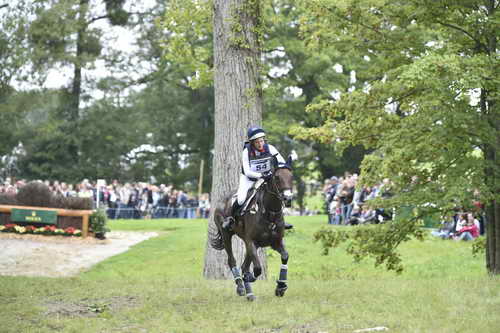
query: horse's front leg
[
  {"left": 273, "top": 239, "right": 289, "bottom": 297},
  {"left": 241, "top": 242, "right": 259, "bottom": 301},
  {"left": 224, "top": 236, "right": 245, "bottom": 296}
]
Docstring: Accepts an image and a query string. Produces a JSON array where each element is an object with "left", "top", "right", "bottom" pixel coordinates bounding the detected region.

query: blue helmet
[{"left": 247, "top": 126, "right": 266, "bottom": 141}]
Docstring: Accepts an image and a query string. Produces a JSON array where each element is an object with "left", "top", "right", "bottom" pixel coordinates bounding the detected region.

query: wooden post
[
  {"left": 198, "top": 159, "right": 205, "bottom": 198},
  {"left": 82, "top": 214, "right": 89, "bottom": 238}
]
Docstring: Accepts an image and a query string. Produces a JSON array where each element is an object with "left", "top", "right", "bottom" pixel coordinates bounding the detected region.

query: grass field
[{"left": 1, "top": 215, "right": 499, "bottom": 333}]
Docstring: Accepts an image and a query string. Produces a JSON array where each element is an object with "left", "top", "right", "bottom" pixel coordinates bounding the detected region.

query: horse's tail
[{"left": 209, "top": 208, "right": 225, "bottom": 250}]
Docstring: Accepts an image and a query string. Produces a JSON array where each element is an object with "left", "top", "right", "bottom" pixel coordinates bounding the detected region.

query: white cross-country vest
[{"left": 242, "top": 143, "right": 274, "bottom": 177}]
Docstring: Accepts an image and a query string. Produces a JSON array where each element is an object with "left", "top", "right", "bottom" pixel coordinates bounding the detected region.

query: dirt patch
[
  {"left": 44, "top": 295, "right": 140, "bottom": 317},
  {"left": 0, "top": 231, "right": 158, "bottom": 277}
]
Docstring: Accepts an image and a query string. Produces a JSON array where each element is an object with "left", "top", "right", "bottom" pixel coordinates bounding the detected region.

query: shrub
[
  {"left": 0, "top": 194, "right": 18, "bottom": 205},
  {"left": 16, "top": 182, "right": 53, "bottom": 208},
  {"left": 90, "top": 209, "right": 110, "bottom": 236}
]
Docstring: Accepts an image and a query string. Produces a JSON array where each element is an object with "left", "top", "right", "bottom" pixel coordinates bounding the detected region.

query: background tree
[
  {"left": 294, "top": 0, "right": 500, "bottom": 274},
  {"left": 19, "top": 0, "right": 129, "bottom": 181},
  {"left": 202, "top": 0, "right": 268, "bottom": 279},
  {"left": 0, "top": 1, "right": 34, "bottom": 173},
  {"left": 262, "top": 0, "right": 370, "bottom": 211}
]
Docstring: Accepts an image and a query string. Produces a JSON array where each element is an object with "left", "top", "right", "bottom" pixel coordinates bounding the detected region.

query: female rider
[{"left": 222, "top": 126, "right": 292, "bottom": 231}]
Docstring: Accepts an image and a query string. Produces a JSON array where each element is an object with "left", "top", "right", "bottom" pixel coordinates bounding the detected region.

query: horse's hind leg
[
  {"left": 273, "top": 240, "right": 289, "bottom": 297},
  {"left": 216, "top": 210, "right": 245, "bottom": 297}
]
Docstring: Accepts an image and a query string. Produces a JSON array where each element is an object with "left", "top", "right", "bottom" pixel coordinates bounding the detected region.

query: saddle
[{"left": 231, "top": 178, "right": 265, "bottom": 216}]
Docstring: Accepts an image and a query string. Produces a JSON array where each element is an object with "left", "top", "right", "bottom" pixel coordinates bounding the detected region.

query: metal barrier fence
[{"left": 105, "top": 205, "right": 210, "bottom": 220}]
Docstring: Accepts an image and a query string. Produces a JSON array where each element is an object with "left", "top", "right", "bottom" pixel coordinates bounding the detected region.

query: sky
[{"left": 34, "top": 0, "right": 157, "bottom": 99}]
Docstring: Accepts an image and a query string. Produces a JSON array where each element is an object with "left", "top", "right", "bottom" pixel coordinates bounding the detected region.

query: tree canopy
[{"left": 293, "top": 0, "right": 499, "bottom": 273}]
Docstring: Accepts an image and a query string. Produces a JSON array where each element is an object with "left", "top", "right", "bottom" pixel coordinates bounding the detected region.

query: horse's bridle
[{"left": 266, "top": 168, "right": 293, "bottom": 208}]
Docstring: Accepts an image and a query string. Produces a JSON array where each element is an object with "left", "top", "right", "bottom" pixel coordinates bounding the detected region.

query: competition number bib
[{"left": 250, "top": 157, "right": 272, "bottom": 173}]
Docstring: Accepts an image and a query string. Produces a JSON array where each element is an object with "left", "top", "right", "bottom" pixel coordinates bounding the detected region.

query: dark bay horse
[{"left": 210, "top": 159, "right": 293, "bottom": 301}]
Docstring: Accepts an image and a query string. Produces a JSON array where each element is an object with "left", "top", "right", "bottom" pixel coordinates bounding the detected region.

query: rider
[{"left": 222, "top": 126, "right": 293, "bottom": 231}]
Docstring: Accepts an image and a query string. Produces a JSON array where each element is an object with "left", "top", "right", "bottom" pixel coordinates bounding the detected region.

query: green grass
[{"left": 1, "top": 216, "right": 499, "bottom": 333}]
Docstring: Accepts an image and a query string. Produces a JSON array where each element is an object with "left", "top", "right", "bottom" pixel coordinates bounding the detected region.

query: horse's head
[{"left": 270, "top": 155, "right": 294, "bottom": 207}]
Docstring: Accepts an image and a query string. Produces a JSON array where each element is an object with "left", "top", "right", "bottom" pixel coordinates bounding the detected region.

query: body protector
[
  {"left": 237, "top": 142, "right": 286, "bottom": 206},
  {"left": 242, "top": 142, "right": 273, "bottom": 180}
]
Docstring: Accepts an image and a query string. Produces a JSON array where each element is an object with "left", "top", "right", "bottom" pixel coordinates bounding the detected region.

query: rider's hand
[{"left": 262, "top": 171, "right": 273, "bottom": 181}]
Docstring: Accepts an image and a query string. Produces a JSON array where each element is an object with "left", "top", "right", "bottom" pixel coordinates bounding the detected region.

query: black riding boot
[
  {"left": 284, "top": 222, "right": 294, "bottom": 230},
  {"left": 222, "top": 201, "right": 240, "bottom": 231}
]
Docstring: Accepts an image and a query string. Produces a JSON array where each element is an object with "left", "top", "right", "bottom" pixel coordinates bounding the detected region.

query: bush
[
  {"left": 90, "top": 209, "right": 110, "bottom": 237},
  {"left": 16, "top": 182, "right": 53, "bottom": 207},
  {"left": 7, "top": 181, "right": 92, "bottom": 210},
  {"left": 0, "top": 194, "right": 18, "bottom": 205}
]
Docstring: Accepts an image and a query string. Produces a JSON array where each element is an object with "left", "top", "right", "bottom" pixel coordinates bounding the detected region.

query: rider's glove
[{"left": 262, "top": 171, "right": 273, "bottom": 181}]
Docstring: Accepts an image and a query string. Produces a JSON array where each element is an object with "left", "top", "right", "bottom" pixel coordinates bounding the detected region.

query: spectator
[
  {"left": 454, "top": 213, "right": 480, "bottom": 241},
  {"left": 198, "top": 193, "right": 211, "bottom": 218},
  {"left": 431, "top": 215, "right": 455, "bottom": 239},
  {"left": 337, "top": 178, "right": 355, "bottom": 224}
]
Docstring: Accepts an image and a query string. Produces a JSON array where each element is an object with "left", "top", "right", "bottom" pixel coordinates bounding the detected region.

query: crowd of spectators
[
  {"left": 322, "top": 173, "right": 393, "bottom": 226},
  {"left": 322, "top": 172, "right": 485, "bottom": 241},
  {"left": 0, "top": 177, "right": 211, "bottom": 220},
  {"left": 431, "top": 211, "right": 483, "bottom": 241}
]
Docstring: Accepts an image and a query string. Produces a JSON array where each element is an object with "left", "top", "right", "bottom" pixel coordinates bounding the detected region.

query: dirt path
[{"left": 0, "top": 231, "right": 158, "bottom": 277}]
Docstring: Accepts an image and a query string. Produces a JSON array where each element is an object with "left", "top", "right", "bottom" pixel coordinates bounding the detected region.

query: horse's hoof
[
  {"left": 236, "top": 285, "right": 245, "bottom": 296},
  {"left": 275, "top": 286, "right": 288, "bottom": 297},
  {"left": 246, "top": 294, "right": 256, "bottom": 302}
]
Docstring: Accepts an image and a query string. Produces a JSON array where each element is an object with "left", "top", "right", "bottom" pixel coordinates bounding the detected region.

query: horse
[{"left": 209, "top": 158, "right": 294, "bottom": 301}]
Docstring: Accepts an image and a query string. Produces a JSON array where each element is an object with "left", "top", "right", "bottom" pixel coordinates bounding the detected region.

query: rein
[{"left": 260, "top": 172, "right": 288, "bottom": 223}]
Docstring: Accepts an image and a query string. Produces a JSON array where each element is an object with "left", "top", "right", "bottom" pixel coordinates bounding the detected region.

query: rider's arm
[
  {"left": 242, "top": 148, "right": 263, "bottom": 179},
  {"left": 268, "top": 145, "right": 286, "bottom": 165}
]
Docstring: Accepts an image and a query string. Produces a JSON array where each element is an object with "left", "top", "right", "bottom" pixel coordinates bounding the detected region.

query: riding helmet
[{"left": 247, "top": 126, "right": 266, "bottom": 141}]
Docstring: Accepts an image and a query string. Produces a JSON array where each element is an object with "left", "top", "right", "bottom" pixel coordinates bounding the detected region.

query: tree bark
[
  {"left": 483, "top": 1, "right": 499, "bottom": 274},
  {"left": 482, "top": 88, "right": 499, "bottom": 275},
  {"left": 203, "top": 0, "right": 267, "bottom": 279},
  {"left": 67, "top": 0, "right": 89, "bottom": 168}
]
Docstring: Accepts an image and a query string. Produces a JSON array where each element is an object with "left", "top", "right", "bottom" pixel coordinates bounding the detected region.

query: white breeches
[{"left": 237, "top": 174, "right": 256, "bottom": 206}]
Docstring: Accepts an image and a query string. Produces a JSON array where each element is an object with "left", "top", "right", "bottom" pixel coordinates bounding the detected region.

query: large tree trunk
[
  {"left": 482, "top": 87, "right": 500, "bottom": 274},
  {"left": 203, "top": 0, "right": 267, "bottom": 279},
  {"left": 67, "top": 0, "right": 89, "bottom": 172},
  {"left": 483, "top": 1, "right": 499, "bottom": 274}
]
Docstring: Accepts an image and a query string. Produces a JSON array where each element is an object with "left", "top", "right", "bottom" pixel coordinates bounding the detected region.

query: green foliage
[
  {"left": 303, "top": 192, "right": 325, "bottom": 213},
  {"left": 294, "top": 0, "right": 500, "bottom": 271},
  {"left": 160, "top": 0, "right": 213, "bottom": 89},
  {"left": 161, "top": 0, "right": 368, "bottom": 187},
  {"left": 89, "top": 209, "right": 110, "bottom": 235},
  {"left": 2, "top": 0, "right": 368, "bottom": 186},
  {"left": 472, "top": 236, "right": 486, "bottom": 257},
  {"left": 314, "top": 218, "right": 426, "bottom": 273},
  {"left": 104, "top": 0, "right": 129, "bottom": 26}
]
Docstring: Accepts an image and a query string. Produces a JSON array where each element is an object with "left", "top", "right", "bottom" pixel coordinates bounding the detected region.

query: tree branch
[
  {"left": 435, "top": 19, "right": 488, "bottom": 52},
  {"left": 87, "top": 15, "right": 111, "bottom": 25}
]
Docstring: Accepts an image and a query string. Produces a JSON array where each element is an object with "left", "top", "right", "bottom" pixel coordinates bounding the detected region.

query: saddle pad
[{"left": 232, "top": 178, "right": 265, "bottom": 211}]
